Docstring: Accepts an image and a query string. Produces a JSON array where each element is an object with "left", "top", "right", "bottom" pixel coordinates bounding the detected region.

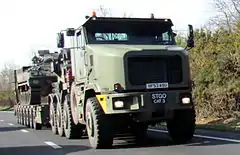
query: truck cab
[{"left": 56, "top": 12, "right": 196, "bottom": 149}]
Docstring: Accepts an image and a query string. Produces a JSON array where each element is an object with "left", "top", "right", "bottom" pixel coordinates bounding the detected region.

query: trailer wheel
[
  {"left": 16, "top": 108, "right": 20, "bottom": 124},
  {"left": 50, "top": 102, "right": 58, "bottom": 134},
  {"left": 63, "top": 95, "right": 84, "bottom": 139},
  {"left": 33, "top": 112, "right": 42, "bottom": 130},
  {"left": 20, "top": 109, "right": 23, "bottom": 125},
  {"left": 26, "top": 108, "right": 30, "bottom": 128},
  {"left": 29, "top": 108, "right": 34, "bottom": 128},
  {"left": 22, "top": 109, "right": 25, "bottom": 125},
  {"left": 85, "top": 97, "right": 114, "bottom": 149},
  {"left": 166, "top": 109, "right": 196, "bottom": 144},
  {"left": 34, "top": 122, "right": 42, "bottom": 130}
]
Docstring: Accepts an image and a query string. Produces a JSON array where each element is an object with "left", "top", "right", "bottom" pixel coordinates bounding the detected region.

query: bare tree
[
  {"left": 96, "top": 5, "right": 112, "bottom": 17},
  {"left": 210, "top": 0, "right": 240, "bottom": 32},
  {"left": 0, "top": 62, "right": 19, "bottom": 92}
]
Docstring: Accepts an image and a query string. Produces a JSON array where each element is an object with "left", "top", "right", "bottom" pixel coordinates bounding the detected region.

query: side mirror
[
  {"left": 172, "top": 32, "right": 177, "bottom": 38},
  {"left": 57, "top": 33, "right": 64, "bottom": 48},
  {"left": 187, "top": 24, "right": 194, "bottom": 48}
]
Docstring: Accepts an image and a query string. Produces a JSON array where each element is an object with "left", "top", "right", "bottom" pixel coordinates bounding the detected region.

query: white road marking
[
  {"left": 0, "top": 120, "right": 4, "bottom": 122},
  {"left": 45, "top": 141, "right": 62, "bottom": 149},
  {"left": 20, "top": 129, "right": 29, "bottom": 133},
  {"left": 148, "top": 128, "right": 240, "bottom": 143},
  {"left": 8, "top": 123, "right": 14, "bottom": 126}
]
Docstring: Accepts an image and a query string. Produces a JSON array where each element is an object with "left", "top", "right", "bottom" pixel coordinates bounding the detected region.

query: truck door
[{"left": 74, "top": 29, "right": 87, "bottom": 82}]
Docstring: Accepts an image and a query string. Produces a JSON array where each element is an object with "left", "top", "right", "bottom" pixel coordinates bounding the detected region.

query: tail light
[
  {"left": 114, "top": 83, "right": 121, "bottom": 90},
  {"left": 114, "top": 83, "right": 124, "bottom": 92},
  {"left": 66, "top": 69, "right": 72, "bottom": 82}
]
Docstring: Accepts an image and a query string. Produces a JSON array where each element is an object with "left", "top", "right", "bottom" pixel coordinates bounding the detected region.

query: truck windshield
[{"left": 85, "top": 19, "right": 175, "bottom": 45}]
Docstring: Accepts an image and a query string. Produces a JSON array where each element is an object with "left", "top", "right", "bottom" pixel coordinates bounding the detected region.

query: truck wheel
[
  {"left": 166, "top": 109, "right": 196, "bottom": 144},
  {"left": 85, "top": 97, "right": 114, "bottom": 149},
  {"left": 50, "top": 103, "right": 58, "bottom": 134},
  {"left": 57, "top": 103, "right": 65, "bottom": 137},
  {"left": 63, "top": 95, "right": 84, "bottom": 139},
  {"left": 131, "top": 123, "right": 148, "bottom": 145},
  {"left": 70, "top": 85, "right": 79, "bottom": 125}
]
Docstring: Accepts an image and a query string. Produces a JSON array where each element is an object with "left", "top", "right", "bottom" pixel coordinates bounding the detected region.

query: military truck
[
  {"left": 14, "top": 12, "right": 196, "bottom": 149},
  {"left": 55, "top": 12, "right": 196, "bottom": 148}
]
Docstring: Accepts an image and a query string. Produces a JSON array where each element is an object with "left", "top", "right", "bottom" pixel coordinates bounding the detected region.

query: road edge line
[
  {"left": 148, "top": 128, "right": 240, "bottom": 143},
  {"left": 45, "top": 141, "right": 62, "bottom": 149}
]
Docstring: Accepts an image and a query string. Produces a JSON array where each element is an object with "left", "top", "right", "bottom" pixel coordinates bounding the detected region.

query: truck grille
[{"left": 127, "top": 55, "right": 182, "bottom": 85}]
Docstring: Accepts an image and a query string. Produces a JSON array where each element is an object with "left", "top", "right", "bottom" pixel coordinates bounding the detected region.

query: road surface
[{"left": 0, "top": 111, "right": 240, "bottom": 155}]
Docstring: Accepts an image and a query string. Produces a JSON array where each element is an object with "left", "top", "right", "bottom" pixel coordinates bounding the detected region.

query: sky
[{"left": 0, "top": 0, "right": 218, "bottom": 70}]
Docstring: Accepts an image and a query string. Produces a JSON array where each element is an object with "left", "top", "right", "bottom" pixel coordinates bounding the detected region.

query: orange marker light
[{"left": 92, "top": 11, "right": 96, "bottom": 17}]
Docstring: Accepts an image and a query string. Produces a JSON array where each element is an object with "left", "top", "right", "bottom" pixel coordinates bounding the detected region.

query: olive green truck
[{"left": 14, "top": 13, "right": 196, "bottom": 149}]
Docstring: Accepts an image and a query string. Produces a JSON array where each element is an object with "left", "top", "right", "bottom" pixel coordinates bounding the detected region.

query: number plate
[
  {"left": 151, "top": 93, "right": 167, "bottom": 104},
  {"left": 146, "top": 82, "right": 169, "bottom": 89}
]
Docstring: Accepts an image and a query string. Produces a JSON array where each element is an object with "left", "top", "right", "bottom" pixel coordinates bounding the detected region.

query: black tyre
[
  {"left": 22, "top": 108, "right": 27, "bottom": 126},
  {"left": 70, "top": 85, "right": 79, "bottom": 125},
  {"left": 20, "top": 110, "right": 23, "bottom": 125},
  {"left": 34, "top": 122, "right": 42, "bottom": 130},
  {"left": 50, "top": 102, "right": 58, "bottom": 134},
  {"left": 63, "top": 95, "right": 84, "bottom": 139},
  {"left": 131, "top": 123, "right": 148, "bottom": 145},
  {"left": 29, "top": 108, "right": 34, "bottom": 128},
  {"left": 85, "top": 97, "right": 114, "bottom": 149},
  {"left": 17, "top": 109, "right": 20, "bottom": 124},
  {"left": 33, "top": 112, "right": 42, "bottom": 130},
  {"left": 26, "top": 109, "right": 30, "bottom": 128},
  {"left": 57, "top": 102, "right": 65, "bottom": 137},
  {"left": 166, "top": 109, "right": 196, "bottom": 144}
]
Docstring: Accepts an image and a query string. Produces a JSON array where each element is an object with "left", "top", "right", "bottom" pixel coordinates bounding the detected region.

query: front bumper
[{"left": 96, "top": 90, "right": 193, "bottom": 118}]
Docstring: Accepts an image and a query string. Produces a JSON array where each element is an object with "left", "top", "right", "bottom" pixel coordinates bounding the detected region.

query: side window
[
  {"left": 76, "top": 31, "right": 82, "bottom": 47},
  {"left": 90, "top": 55, "right": 93, "bottom": 66},
  {"left": 162, "top": 32, "right": 172, "bottom": 42}
]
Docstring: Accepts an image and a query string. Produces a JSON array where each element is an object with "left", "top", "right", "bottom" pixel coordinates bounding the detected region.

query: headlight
[
  {"left": 114, "top": 101, "right": 124, "bottom": 108},
  {"left": 182, "top": 97, "right": 190, "bottom": 104}
]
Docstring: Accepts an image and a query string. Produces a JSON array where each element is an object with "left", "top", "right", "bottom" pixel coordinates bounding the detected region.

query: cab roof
[{"left": 81, "top": 16, "right": 174, "bottom": 28}]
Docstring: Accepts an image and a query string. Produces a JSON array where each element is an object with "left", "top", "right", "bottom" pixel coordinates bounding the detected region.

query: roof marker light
[{"left": 92, "top": 11, "right": 97, "bottom": 17}]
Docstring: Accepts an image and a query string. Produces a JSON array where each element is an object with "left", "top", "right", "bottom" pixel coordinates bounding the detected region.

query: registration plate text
[{"left": 151, "top": 93, "right": 167, "bottom": 104}]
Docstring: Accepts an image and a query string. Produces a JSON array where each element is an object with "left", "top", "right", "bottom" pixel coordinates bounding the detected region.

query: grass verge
[
  {"left": 196, "top": 117, "right": 240, "bottom": 132},
  {"left": 155, "top": 117, "right": 240, "bottom": 133},
  {"left": 0, "top": 106, "right": 14, "bottom": 111}
]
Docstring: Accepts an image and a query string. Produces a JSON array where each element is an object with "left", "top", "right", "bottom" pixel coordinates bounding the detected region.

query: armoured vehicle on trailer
[
  {"left": 14, "top": 50, "right": 60, "bottom": 129},
  {"left": 14, "top": 12, "right": 196, "bottom": 149}
]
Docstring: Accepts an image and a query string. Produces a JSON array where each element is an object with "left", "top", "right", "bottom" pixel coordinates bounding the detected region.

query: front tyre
[
  {"left": 85, "top": 97, "right": 114, "bottom": 149},
  {"left": 166, "top": 109, "right": 196, "bottom": 144}
]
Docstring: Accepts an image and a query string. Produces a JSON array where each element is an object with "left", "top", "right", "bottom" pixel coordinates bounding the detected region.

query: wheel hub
[{"left": 86, "top": 112, "right": 94, "bottom": 137}]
